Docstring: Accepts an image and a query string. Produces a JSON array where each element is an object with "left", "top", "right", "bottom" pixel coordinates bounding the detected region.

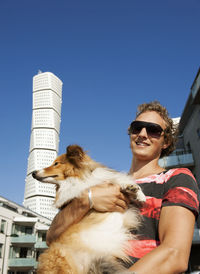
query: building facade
[
  {"left": 0, "top": 195, "right": 50, "bottom": 274},
  {"left": 179, "top": 68, "right": 200, "bottom": 188},
  {"left": 159, "top": 68, "right": 200, "bottom": 273},
  {"left": 24, "top": 72, "right": 63, "bottom": 219}
]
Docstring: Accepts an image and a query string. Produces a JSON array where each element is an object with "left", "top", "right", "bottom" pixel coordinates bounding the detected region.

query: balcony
[
  {"left": 8, "top": 258, "right": 36, "bottom": 268},
  {"left": 35, "top": 241, "right": 48, "bottom": 249},
  {"left": 10, "top": 235, "right": 36, "bottom": 245},
  {"left": 159, "top": 149, "right": 194, "bottom": 169},
  {"left": 13, "top": 216, "right": 37, "bottom": 225}
]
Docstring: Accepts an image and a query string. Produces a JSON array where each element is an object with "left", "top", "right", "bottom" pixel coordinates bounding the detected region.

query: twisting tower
[{"left": 24, "top": 71, "right": 62, "bottom": 219}]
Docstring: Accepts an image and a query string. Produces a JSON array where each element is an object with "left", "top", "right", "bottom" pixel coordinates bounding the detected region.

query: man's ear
[
  {"left": 66, "top": 145, "right": 84, "bottom": 167},
  {"left": 162, "top": 141, "right": 170, "bottom": 150}
]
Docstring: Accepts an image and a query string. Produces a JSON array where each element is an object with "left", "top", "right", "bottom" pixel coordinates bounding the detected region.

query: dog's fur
[{"left": 32, "top": 145, "right": 145, "bottom": 274}]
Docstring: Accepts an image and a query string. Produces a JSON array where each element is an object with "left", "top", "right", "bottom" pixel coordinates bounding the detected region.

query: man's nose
[{"left": 138, "top": 127, "right": 148, "bottom": 137}]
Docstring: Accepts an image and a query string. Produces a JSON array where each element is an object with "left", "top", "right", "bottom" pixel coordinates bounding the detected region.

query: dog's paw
[
  {"left": 136, "top": 187, "right": 146, "bottom": 202},
  {"left": 123, "top": 184, "right": 146, "bottom": 205}
]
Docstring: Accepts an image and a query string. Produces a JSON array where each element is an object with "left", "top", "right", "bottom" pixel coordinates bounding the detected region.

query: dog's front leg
[{"left": 121, "top": 183, "right": 146, "bottom": 206}]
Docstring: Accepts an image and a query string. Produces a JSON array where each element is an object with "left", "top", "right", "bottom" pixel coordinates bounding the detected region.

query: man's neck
[{"left": 130, "top": 158, "right": 165, "bottom": 180}]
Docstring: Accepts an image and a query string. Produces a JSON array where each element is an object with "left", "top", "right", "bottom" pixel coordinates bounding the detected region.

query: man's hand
[{"left": 90, "top": 182, "right": 129, "bottom": 212}]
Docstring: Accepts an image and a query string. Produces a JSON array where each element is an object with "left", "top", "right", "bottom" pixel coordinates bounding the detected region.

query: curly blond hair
[{"left": 128, "top": 101, "right": 178, "bottom": 158}]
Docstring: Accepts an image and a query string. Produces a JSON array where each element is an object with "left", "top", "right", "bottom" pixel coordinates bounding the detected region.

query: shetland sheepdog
[{"left": 32, "top": 145, "right": 145, "bottom": 274}]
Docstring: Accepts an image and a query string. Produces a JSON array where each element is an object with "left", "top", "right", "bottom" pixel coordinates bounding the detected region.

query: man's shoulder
[{"left": 165, "top": 168, "right": 195, "bottom": 180}]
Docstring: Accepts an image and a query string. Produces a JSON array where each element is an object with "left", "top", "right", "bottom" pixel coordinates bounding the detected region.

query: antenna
[{"left": 38, "top": 69, "right": 42, "bottom": 74}]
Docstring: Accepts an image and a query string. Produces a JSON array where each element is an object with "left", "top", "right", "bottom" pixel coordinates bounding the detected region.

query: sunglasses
[{"left": 129, "top": 121, "right": 165, "bottom": 138}]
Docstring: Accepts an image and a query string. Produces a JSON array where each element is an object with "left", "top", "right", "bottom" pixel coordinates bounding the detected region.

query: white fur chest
[{"left": 80, "top": 211, "right": 133, "bottom": 258}]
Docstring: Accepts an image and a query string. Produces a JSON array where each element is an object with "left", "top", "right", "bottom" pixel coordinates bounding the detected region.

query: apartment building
[{"left": 0, "top": 196, "right": 50, "bottom": 274}]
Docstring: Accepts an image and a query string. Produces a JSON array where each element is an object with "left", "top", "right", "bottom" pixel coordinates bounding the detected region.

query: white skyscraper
[{"left": 24, "top": 72, "right": 63, "bottom": 219}]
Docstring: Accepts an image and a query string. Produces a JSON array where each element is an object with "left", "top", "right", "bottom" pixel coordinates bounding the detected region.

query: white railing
[{"left": 159, "top": 150, "right": 194, "bottom": 168}]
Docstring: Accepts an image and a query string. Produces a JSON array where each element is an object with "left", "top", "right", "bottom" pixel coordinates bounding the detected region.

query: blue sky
[{"left": 0, "top": 0, "right": 200, "bottom": 205}]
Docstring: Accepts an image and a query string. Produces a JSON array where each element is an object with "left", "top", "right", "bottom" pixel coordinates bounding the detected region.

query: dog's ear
[{"left": 66, "top": 145, "right": 84, "bottom": 167}]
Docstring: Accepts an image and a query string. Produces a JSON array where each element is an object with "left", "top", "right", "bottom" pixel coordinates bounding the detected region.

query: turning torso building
[{"left": 24, "top": 72, "right": 63, "bottom": 219}]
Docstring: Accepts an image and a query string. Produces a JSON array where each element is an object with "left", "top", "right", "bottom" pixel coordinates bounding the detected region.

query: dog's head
[{"left": 32, "top": 144, "right": 99, "bottom": 185}]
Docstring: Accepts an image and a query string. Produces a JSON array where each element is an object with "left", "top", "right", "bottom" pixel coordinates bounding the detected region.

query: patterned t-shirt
[{"left": 127, "top": 168, "right": 200, "bottom": 264}]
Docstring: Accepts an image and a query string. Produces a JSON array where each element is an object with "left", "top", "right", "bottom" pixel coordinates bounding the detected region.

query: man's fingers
[
  {"left": 114, "top": 205, "right": 126, "bottom": 213},
  {"left": 115, "top": 199, "right": 128, "bottom": 210},
  {"left": 118, "top": 192, "right": 130, "bottom": 205}
]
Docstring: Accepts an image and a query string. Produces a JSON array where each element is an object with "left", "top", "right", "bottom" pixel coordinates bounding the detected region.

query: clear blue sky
[{"left": 0, "top": 0, "right": 199, "bottom": 205}]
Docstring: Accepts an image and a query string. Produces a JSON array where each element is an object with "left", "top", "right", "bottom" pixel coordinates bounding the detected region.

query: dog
[{"left": 32, "top": 144, "right": 146, "bottom": 274}]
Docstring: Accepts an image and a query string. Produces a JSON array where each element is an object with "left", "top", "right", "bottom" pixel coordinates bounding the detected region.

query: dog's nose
[{"left": 32, "top": 171, "right": 37, "bottom": 178}]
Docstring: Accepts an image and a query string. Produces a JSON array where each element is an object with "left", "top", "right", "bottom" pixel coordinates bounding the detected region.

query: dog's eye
[{"left": 54, "top": 162, "right": 59, "bottom": 166}]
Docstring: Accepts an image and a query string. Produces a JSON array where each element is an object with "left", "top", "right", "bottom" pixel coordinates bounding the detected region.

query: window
[
  {"left": 20, "top": 247, "right": 28, "bottom": 258},
  {"left": 186, "top": 142, "right": 191, "bottom": 151},
  {"left": 197, "top": 128, "right": 200, "bottom": 138},
  {"left": 36, "top": 250, "right": 43, "bottom": 261},
  {"left": 25, "top": 227, "right": 32, "bottom": 235},
  {"left": 0, "top": 219, "right": 6, "bottom": 233},
  {"left": 12, "top": 224, "right": 33, "bottom": 236},
  {"left": 0, "top": 243, "right": 3, "bottom": 258},
  {"left": 10, "top": 246, "right": 32, "bottom": 259},
  {"left": 38, "top": 232, "right": 46, "bottom": 242}
]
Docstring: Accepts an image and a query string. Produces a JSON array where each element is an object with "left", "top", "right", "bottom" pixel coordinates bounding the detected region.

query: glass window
[
  {"left": 10, "top": 246, "right": 33, "bottom": 259},
  {"left": 20, "top": 248, "right": 28, "bottom": 258},
  {"left": 11, "top": 224, "right": 33, "bottom": 236},
  {"left": 36, "top": 250, "right": 43, "bottom": 261},
  {"left": 25, "top": 227, "right": 32, "bottom": 235},
  {"left": 12, "top": 224, "right": 21, "bottom": 236},
  {"left": 197, "top": 128, "right": 200, "bottom": 138},
  {"left": 0, "top": 243, "right": 3, "bottom": 258},
  {"left": 0, "top": 219, "right": 6, "bottom": 233},
  {"left": 11, "top": 246, "right": 20, "bottom": 258},
  {"left": 38, "top": 231, "right": 46, "bottom": 242}
]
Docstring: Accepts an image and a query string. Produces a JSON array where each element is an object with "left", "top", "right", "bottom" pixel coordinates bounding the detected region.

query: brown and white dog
[{"left": 32, "top": 145, "right": 145, "bottom": 274}]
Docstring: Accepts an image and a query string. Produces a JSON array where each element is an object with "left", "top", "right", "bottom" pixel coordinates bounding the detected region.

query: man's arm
[{"left": 129, "top": 206, "right": 195, "bottom": 274}]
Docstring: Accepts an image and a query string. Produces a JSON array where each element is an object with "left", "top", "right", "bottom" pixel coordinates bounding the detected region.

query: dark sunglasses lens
[
  {"left": 146, "top": 125, "right": 162, "bottom": 138},
  {"left": 130, "top": 123, "right": 143, "bottom": 134}
]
